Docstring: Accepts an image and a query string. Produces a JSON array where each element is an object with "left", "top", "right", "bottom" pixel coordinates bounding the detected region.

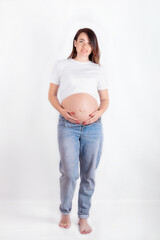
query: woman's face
[{"left": 74, "top": 32, "right": 92, "bottom": 59}]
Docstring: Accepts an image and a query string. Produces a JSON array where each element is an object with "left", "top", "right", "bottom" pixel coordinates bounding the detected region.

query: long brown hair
[{"left": 67, "top": 28, "right": 101, "bottom": 65}]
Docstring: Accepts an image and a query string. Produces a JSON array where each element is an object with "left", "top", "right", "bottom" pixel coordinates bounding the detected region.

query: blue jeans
[{"left": 57, "top": 114, "right": 104, "bottom": 219}]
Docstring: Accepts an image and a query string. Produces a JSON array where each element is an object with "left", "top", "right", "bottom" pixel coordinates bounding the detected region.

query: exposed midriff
[{"left": 61, "top": 93, "right": 99, "bottom": 123}]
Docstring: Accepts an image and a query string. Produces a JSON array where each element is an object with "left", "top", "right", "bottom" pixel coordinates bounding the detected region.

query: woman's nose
[{"left": 82, "top": 43, "right": 87, "bottom": 48}]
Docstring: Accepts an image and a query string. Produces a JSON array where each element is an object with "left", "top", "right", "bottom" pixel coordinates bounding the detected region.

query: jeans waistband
[{"left": 58, "top": 114, "right": 101, "bottom": 127}]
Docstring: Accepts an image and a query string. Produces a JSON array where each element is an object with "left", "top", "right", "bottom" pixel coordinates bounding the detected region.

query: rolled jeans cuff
[{"left": 78, "top": 214, "right": 89, "bottom": 219}]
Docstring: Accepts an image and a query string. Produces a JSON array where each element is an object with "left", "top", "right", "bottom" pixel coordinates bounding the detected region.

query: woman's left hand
[{"left": 82, "top": 110, "right": 103, "bottom": 125}]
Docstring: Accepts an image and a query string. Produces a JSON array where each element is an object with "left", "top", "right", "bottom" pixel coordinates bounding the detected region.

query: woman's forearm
[
  {"left": 48, "top": 95, "right": 63, "bottom": 114},
  {"left": 98, "top": 99, "right": 109, "bottom": 115}
]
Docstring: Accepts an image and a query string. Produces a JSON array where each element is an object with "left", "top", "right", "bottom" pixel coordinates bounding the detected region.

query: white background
[{"left": 0, "top": 0, "right": 160, "bottom": 239}]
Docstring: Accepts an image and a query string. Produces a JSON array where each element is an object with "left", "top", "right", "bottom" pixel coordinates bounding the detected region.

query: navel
[{"left": 78, "top": 107, "right": 85, "bottom": 112}]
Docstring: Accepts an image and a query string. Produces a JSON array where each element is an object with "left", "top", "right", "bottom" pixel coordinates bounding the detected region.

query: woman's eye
[{"left": 79, "top": 41, "right": 91, "bottom": 44}]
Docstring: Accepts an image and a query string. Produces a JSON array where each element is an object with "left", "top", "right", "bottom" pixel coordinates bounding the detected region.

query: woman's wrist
[
  {"left": 98, "top": 109, "right": 104, "bottom": 116},
  {"left": 59, "top": 107, "right": 64, "bottom": 115}
]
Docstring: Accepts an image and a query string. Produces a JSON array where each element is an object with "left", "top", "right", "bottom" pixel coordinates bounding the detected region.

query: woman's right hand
[{"left": 60, "top": 108, "right": 80, "bottom": 124}]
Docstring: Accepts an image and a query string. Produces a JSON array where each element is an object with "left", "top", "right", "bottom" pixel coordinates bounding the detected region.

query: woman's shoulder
[
  {"left": 96, "top": 63, "right": 106, "bottom": 72},
  {"left": 52, "top": 58, "right": 69, "bottom": 72}
]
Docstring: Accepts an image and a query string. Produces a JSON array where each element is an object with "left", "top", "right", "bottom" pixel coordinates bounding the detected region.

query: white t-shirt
[{"left": 49, "top": 58, "right": 109, "bottom": 104}]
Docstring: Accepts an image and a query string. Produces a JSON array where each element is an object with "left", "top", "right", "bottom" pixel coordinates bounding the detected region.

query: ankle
[
  {"left": 62, "top": 214, "right": 70, "bottom": 217},
  {"left": 79, "top": 218, "right": 87, "bottom": 221}
]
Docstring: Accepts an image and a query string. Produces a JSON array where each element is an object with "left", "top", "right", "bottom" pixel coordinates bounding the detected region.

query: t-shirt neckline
[{"left": 69, "top": 58, "right": 91, "bottom": 64}]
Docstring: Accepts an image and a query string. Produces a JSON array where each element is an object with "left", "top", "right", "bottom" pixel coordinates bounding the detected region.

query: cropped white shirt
[{"left": 49, "top": 58, "right": 109, "bottom": 104}]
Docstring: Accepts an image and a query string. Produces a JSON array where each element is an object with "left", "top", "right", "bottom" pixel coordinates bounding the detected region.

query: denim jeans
[{"left": 57, "top": 114, "right": 104, "bottom": 219}]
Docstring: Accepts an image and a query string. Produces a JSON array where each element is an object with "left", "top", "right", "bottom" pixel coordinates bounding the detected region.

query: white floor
[{"left": 0, "top": 200, "right": 160, "bottom": 240}]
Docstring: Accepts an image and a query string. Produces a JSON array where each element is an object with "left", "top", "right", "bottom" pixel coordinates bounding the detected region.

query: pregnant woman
[{"left": 48, "top": 28, "right": 109, "bottom": 234}]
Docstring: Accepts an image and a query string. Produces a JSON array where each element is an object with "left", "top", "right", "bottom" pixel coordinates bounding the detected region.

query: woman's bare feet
[
  {"left": 78, "top": 218, "right": 92, "bottom": 234},
  {"left": 59, "top": 214, "right": 71, "bottom": 228}
]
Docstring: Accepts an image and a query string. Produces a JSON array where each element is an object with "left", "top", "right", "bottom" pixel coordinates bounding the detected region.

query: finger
[
  {"left": 84, "top": 121, "right": 92, "bottom": 125},
  {"left": 69, "top": 116, "right": 79, "bottom": 121},
  {"left": 66, "top": 109, "right": 74, "bottom": 114},
  {"left": 84, "top": 118, "right": 96, "bottom": 124},
  {"left": 89, "top": 111, "right": 97, "bottom": 117},
  {"left": 84, "top": 116, "right": 93, "bottom": 122},
  {"left": 69, "top": 119, "right": 79, "bottom": 123},
  {"left": 68, "top": 113, "right": 78, "bottom": 120},
  {"left": 68, "top": 116, "right": 80, "bottom": 123},
  {"left": 68, "top": 111, "right": 75, "bottom": 116},
  {"left": 83, "top": 117, "right": 91, "bottom": 122},
  {"left": 70, "top": 111, "right": 75, "bottom": 115}
]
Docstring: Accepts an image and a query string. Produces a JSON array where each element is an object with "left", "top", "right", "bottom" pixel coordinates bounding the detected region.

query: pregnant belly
[{"left": 61, "top": 93, "right": 99, "bottom": 123}]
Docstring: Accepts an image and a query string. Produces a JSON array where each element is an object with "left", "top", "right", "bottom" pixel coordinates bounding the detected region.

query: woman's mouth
[{"left": 81, "top": 50, "right": 88, "bottom": 53}]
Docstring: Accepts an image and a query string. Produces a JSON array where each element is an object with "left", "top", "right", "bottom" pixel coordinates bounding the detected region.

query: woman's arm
[
  {"left": 48, "top": 83, "right": 63, "bottom": 113},
  {"left": 98, "top": 89, "right": 109, "bottom": 114},
  {"left": 48, "top": 83, "right": 79, "bottom": 123},
  {"left": 83, "top": 89, "right": 109, "bottom": 125}
]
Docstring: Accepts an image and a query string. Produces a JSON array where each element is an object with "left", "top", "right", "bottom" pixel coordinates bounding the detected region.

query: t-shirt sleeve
[
  {"left": 97, "top": 65, "right": 109, "bottom": 90},
  {"left": 49, "top": 61, "right": 60, "bottom": 85}
]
